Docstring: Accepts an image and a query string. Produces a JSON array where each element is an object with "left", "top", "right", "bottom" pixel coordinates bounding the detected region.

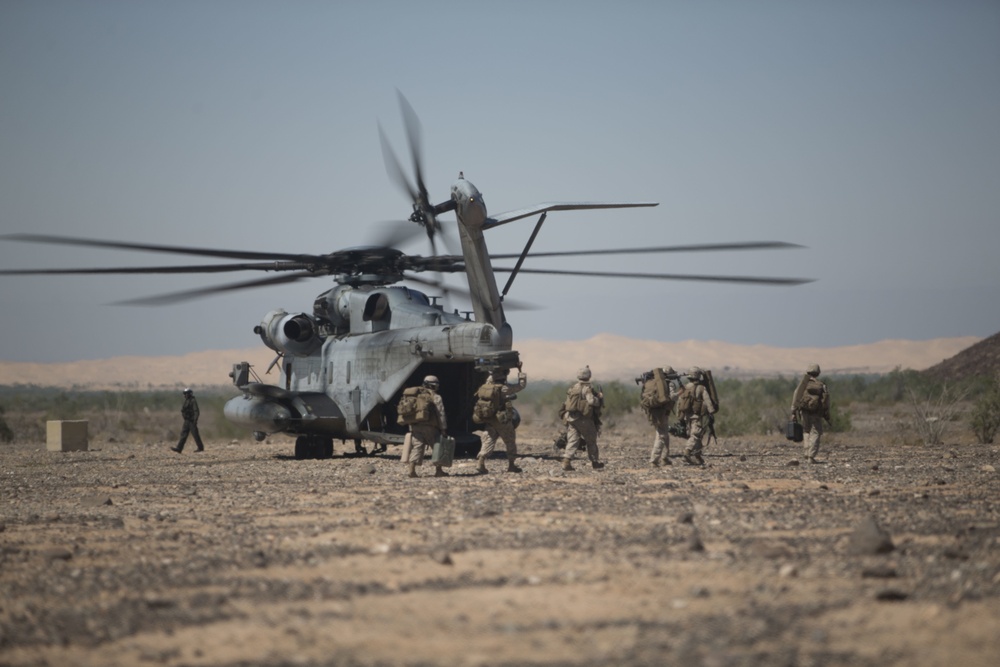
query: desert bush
[
  {"left": 969, "top": 372, "right": 1000, "bottom": 444},
  {"left": 0, "top": 405, "right": 13, "bottom": 443},
  {"left": 906, "top": 383, "right": 968, "bottom": 445}
]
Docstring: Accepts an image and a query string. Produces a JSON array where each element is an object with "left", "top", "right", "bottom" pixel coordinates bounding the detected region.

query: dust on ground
[{"left": 2, "top": 414, "right": 999, "bottom": 667}]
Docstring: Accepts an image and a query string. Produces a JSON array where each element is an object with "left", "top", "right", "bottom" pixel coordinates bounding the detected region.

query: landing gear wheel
[
  {"left": 294, "top": 436, "right": 308, "bottom": 460},
  {"left": 354, "top": 438, "right": 368, "bottom": 456}
]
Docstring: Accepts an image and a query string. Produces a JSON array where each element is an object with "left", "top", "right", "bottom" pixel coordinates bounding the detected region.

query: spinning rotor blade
[
  {"left": 492, "top": 266, "right": 813, "bottom": 286},
  {"left": 113, "top": 271, "right": 317, "bottom": 306},
  {"left": 489, "top": 241, "right": 804, "bottom": 260},
  {"left": 0, "top": 233, "right": 313, "bottom": 262},
  {"left": 0, "top": 261, "right": 312, "bottom": 276}
]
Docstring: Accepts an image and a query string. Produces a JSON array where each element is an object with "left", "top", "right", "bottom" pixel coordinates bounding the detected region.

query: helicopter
[{"left": 0, "top": 93, "right": 812, "bottom": 459}]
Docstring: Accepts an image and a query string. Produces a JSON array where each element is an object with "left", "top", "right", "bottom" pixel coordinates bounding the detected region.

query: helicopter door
[{"left": 363, "top": 293, "right": 391, "bottom": 332}]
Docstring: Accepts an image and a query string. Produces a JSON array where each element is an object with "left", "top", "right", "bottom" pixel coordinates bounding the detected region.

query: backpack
[
  {"left": 677, "top": 384, "right": 704, "bottom": 416},
  {"left": 396, "top": 387, "right": 436, "bottom": 425},
  {"left": 564, "top": 382, "right": 592, "bottom": 417},
  {"left": 798, "top": 378, "right": 826, "bottom": 413},
  {"left": 472, "top": 382, "right": 504, "bottom": 424},
  {"left": 640, "top": 376, "right": 673, "bottom": 413}
]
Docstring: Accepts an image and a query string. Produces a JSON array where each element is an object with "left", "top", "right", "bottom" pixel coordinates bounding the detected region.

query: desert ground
[{"left": 2, "top": 408, "right": 999, "bottom": 667}]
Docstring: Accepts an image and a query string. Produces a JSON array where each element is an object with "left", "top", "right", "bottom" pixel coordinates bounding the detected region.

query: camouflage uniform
[
  {"left": 562, "top": 366, "right": 604, "bottom": 471},
  {"left": 680, "top": 367, "right": 716, "bottom": 465},
  {"left": 405, "top": 377, "right": 448, "bottom": 478},
  {"left": 476, "top": 369, "right": 527, "bottom": 473},
  {"left": 644, "top": 367, "right": 681, "bottom": 467},
  {"left": 172, "top": 389, "right": 204, "bottom": 453},
  {"left": 792, "top": 364, "right": 830, "bottom": 463}
]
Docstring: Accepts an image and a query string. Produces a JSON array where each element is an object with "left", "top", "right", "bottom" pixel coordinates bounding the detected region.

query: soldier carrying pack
[
  {"left": 396, "top": 386, "right": 438, "bottom": 426},
  {"left": 472, "top": 381, "right": 505, "bottom": 424}
]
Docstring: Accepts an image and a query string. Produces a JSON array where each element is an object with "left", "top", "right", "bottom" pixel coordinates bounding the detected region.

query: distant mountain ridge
[
  {"left": 922, "top": 331, "right": 1000, "bottom": 382},
  {"left": 0, "top": 335, "right": 981, "bottom": 390}
]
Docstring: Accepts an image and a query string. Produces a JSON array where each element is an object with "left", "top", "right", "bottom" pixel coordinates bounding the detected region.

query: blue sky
[{"left": 1, "top": 1, "right": 998, "bottom": 363}]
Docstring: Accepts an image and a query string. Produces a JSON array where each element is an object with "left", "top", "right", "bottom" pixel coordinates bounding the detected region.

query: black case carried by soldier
[{"left": 786, "top": 418, "right": 804, "bottom": 442}]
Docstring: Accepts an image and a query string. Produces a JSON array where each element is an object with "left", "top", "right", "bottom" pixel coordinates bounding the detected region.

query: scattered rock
[
  {"left": 678, "top": 512, "right": 694, "bottom": 524},
  {"left": 778, "top": 563, "right": 798, "bottom": 578},
  {"left": 41, "top": 547, "right": 73, "bottom": 561},
  {"left": 787, "top": 460, "right": 800, "bottom": 467},
  {"left": 687, "top": 529, "right": 705, "bottom": 552},
  {"left": 847, "top": 514, "right": 895, "bottom": 555},
  {"left": 430, "top": 550, "right": 453, "bottom": 565},
  {"left": 875, "top": 589, "right": 909, "bottom": 602},
  {"left": 861, "top": 565, "right": 897, "bottom": 578}
]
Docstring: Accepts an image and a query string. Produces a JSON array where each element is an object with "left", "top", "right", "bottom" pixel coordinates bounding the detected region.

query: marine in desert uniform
[
  {"left": 791, "top": 363, "right": 830, "bottom": 463},
  {"left": 641, "top": 366, "right": 681, "bottom": 467},
  {"left": 171, "top": 388, "right": 204, "bottom": 453},
  {"left": 561, "top": 366, "right": 604, "bottom": 471},
  {"left": 474, "top": 366, "right": 527, "bottom": 474},
  {"left": 403, "top": 376, "right": 449, "bottom": 478},
  {"left": 678, "top": 367, "right": 716, "bottom": 465}
]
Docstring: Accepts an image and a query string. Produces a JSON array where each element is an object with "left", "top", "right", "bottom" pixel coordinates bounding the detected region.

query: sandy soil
[{"left": 2, "top": 414, "right": 999, "bottom": 667}]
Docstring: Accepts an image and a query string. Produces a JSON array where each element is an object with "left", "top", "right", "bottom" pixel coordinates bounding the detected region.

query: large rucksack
[
  {"left": 396, "top": 387, "right": 436, "bottom": 426},
  {"left": 640, "top": 373, "right": 674, "bottom": 414},
  {"left": 564, "top": 382, "right": 592, "bottom": 417},
  {"left": 472, "top": 382, "right": 504, "bottom": 424}
]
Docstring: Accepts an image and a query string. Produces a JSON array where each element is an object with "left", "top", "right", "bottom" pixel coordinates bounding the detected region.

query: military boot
[
  {"left": 476, "top": 457, "right": 488, "bottom": 474},
  {"left": 694, "top": 453, "right": 705, "bottom": 465},
  {"left": 407, "top": 462, "right": 418, "bottom": 478},
  {"left": 507, "top": 459, "right": 522, "bottom": 473},
  {"left": 682, "top": 452, "right": 697, "bottom": 466},
  {"left": 434, "top": 465, "right": 449, "bottom": 477},
  {"left": 650, "top": 460, "right": 661, "bottom": 468},
  {"left": 591, "top": 460, "right": 605, "bottom": 470},
  {"left": 562, "top": 458, "right": 574, "bottom": 472},
  {"left": 662, "top": 455, "right": 672, "bottom": 465}
]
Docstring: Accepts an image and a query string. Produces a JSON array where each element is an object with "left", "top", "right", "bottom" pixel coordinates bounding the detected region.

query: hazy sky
[{"left": 2, "top": 1, "right": 998, "bottom": 363}]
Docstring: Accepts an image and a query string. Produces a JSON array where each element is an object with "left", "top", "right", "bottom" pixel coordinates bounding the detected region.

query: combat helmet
[
  {"left": 183, "top": 388, "right": 193, "bottom": 396},
  {"left": 807, "top": 363, "right": 821, "bottom": 377},
  {"left": 577, "top": 365, "right": 592, "bottom": 381},
  {"left": 423, "top": 375, "right": 440, "bottom": 388},
  {"left": 687, "top": 366, "right": 703, "bottom": 381},
  {"left": 661, "top": 365, "right": 675, "bottom": 376}
]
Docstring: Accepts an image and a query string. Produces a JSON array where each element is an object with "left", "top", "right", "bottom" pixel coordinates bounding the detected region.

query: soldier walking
[
  {"left": 172, "top": 388, "right": 205, "bottom": 453},
  {"left": 791, "top": 363, "right": 830, "bottom": 463},
  {"left": 474, "top": 365, "right": 527, "bottom": 474},
  {"left": 641, "top": 366, "right": 681, "bottom": 467},
  {"left": 678, "top": 367, "right": 716, "bottom": 465},
  {"left": 400, "top": 375, "right": 449, "bottom": 478},
  {"left": 561, "top": 366, "right": 604, "bottom": 471}
]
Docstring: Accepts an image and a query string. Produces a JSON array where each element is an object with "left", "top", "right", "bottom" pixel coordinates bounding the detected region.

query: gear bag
[
  {"left": 640, "top": 369, "right": 673, "bottom": 413},
  {"left": 798, "top": 378, "right": 825, "bottom": 413},
  {"left": 396, "top": 387, "right": 436, "bottom": 426},
  {"left": 677, "top": 384, "right": 704, "bottom": 416},
  {"left": 472, "top": 382, "right": 505, "bottom": 424},
  {"left": 564, "top": 383, "right": 591, "bottom": 417}
]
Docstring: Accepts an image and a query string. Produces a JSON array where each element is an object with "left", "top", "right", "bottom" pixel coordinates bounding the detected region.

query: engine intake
[{"left": 255, "top": 309, "right": 322, "bottom": 356}]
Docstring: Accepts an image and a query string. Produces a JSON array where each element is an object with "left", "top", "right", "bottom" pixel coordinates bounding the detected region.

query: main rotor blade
[
  {"left": 0, "top": 233, "right": 315, "bottom": 262},
  {"left": 366, "top": 220, "right": 426, "bottom": 249},
  {"left": 488, "top": 241, "right": 804, "bottom": 260},
  {"left": 113, "top": 271, "right": 317, "bottom": 306},
  {"left": 0, "top": 261, "right": 312, "bottom": 276},
  {"left": 491, "top": 266, "right": 814, "bottom": 286}
]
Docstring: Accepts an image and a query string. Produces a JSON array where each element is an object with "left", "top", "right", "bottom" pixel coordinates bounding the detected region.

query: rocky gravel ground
[{"left": 2, "top": 417, "right": 999, "bottom": 667}]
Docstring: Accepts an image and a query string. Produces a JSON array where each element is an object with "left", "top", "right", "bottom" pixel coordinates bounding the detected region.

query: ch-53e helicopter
[{"left": 0, "top": 94, "right": 811, "bottom": 459}]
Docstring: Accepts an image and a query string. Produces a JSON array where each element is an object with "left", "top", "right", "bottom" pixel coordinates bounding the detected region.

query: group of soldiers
[
  {"left": 396, "top": 361, "right": 831, "bottom": 476},
  {"left": 171, "top": 361, "right": 830, "bottom": 471}
]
